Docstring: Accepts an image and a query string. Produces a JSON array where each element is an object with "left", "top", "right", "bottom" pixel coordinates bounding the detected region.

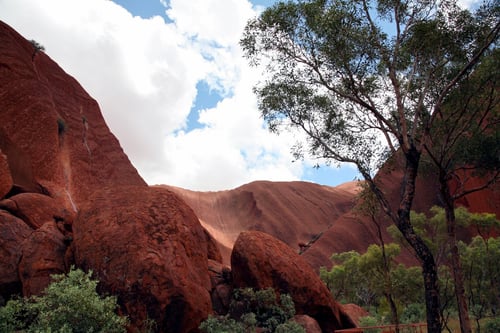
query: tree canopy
[
  {"left": 241, "top": 1, "right": 499, "bottom": 332},
  {"left": 242, "top": 0, "right": 498, "bottom": 179}
]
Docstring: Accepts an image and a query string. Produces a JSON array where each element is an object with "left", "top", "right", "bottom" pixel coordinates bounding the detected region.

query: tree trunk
[
  {"left": 376, "top": 218, "right": 400, "bottom": 332},
  {"left": 440, "top": 176, "right": 473, "bottom": 333},
  {"left": 396, "top": 149, "right": 442, "bottom": 333}
]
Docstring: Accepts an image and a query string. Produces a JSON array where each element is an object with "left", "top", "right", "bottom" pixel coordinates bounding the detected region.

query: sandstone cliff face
[
  {"left": 0, "top": 19, "right": 145, "bottom": 300},
  {"left": 174, "top": 156, "right": 499, "bottom": 271},
  {"left": 0, "top": 20, "right": 146, "bottom": 210}
]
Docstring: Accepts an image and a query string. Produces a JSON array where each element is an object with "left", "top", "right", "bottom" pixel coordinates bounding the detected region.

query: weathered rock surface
[
  {"left": 292, "top": 315, "right": 322, "bottom": 333},
  {"left": 0, "top": 150, "right": 12, "bottom": 199},
  {"left": 207, "top": 259, "right": 233, "bottom": 315},
  {"left": 0, "top": 210, "right": 32, "bottom": 299},
  {"left": 341, "top": 304, "right": 370, "bottom": 327},
  {"left": 0, "top": 193, "right": 74, "bottom": 229},
  {"left": 231, "top": 230, "right": 356, "bottom": 332},
  {"left": 18, "top": 221, "right": 68, "bottom": 296},
  {"left": 73, "top": 186, "right": 212, "bottom": 333},
  {"left": 0, "top": 20, "right": 145, "bottom": 212},
  {"left": 0, "top": 19, "right": 146, "bottom": 306}
]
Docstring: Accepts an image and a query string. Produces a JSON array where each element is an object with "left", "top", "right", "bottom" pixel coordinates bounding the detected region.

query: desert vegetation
[
  {"left": 0, "top": 267, "right": 127, "bottom": 333},
  {"left": 320, "top": 206, "right": 500, "bottom": 332},
  {"left": 199, "top": 287, "right": 305, "bottom": 333},
  {"left": 242, "top": 0, "right": 499, "bottom": 331}
]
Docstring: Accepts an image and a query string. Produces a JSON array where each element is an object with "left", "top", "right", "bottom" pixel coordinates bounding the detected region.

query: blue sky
[{"left": 0, "top": 0, "right": 361, "bottom": 190}]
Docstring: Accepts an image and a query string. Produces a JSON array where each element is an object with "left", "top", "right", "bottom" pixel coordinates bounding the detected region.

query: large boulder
[
  {"left": 0, "top": 210, "right": 32, "bottom": 301},
  {"left": 73, "top": 186, "right": 212, "bottom": 333},
  {"left": 231, "top": 231, "right": 355, "bottom": 332},
  {"left": 18, "top": 221, "right": 68, "bottom": 296},
  {"left": 0, "top": 193, "right": 74, "bottom": 229}
]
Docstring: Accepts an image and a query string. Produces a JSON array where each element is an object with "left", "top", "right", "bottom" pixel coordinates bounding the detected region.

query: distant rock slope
[{"left": 163, "top": 180, "right": 359, "bottom": 264}]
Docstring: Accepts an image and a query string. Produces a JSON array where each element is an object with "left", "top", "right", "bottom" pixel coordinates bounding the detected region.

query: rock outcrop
[
  {"left": 231, "top": 230, "right": 356, "bottom": 332},
  {"left": 165, "top": 180, "right": 359, "bottom": 265},
  {"left": 18, "top": 221, "right": 68, "bottom": 296},
  {"left": 0, "top": 20, "right": 146, "bottom": 209},
  {"left": 0, "top": 210, "right": 32, "bottom": 299},
  {"left": 73, "top": 186, "right": 212, "bottom": 333},
  {"left": 0, "top": 18, "right": 146, "bottom": 301}
]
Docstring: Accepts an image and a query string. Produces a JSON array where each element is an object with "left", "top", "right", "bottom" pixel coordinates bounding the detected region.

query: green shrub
[
  {"left": 199, "top": 315, "right": 247, "bottom": 333},
  {"left": 29, "top": 39, "right": 45, "bottom": 52},
  {"left": 275, "top": 320, "right": 307, "bottom": 333},
  {"left": 200, "top": 287, "right": 305, "bottom": 333},
  {"left": 400, "top": 303, "right": 426, "bottom": 324},
  {"left": 484, "top": 317, "right": 500, "bottom": 333},
  {"left": 358, "top": 316, "right": 381, "bottom": 333},
  {"left": 0, "top": 267, "right": 127, "bottom": 333}
]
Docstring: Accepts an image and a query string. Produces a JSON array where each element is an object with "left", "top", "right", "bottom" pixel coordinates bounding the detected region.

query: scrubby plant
[
  {"left": 484, "top": 317, "right": 500, "bottom": 333},
  {"left": 199, "top": 287, "right": 305, "bottom": 333},
  {"left": 0, "top": 267, "right": 127, "bottom": 333},
  {"left": 29, "top": 39, "right": 45, "bottom": 52}
]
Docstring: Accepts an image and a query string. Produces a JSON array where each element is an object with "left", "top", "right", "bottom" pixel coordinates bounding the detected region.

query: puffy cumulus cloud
[
  {"left": 160, "top": 71, "right": 304, "bottom": 189},
  {"left": 165, "top": 0, "right": 255, "bottom": 47},
  {"left": 0, "top": 0, "right": 307, "bottom": 190}
]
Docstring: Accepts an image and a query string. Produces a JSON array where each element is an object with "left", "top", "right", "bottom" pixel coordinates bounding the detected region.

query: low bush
[
  {"left": 199, "top": 287, "right": 305, "bottom": 333},
  {"left": 0, "top": 267, "right": 127, "bottom": 333}
]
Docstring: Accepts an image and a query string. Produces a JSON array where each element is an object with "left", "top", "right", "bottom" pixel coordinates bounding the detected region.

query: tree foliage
[
  {"left": 459, "top": 236, "right": 500, "bottom": 330},
  {"left": 320, "top": 243, "right": 424, "bottom": 322},
  {"left": 0, "top": 267, "right": 127, "bottom": 333},
  {"left": 241, "top": 2, "right": 499, "bottom": 331}
]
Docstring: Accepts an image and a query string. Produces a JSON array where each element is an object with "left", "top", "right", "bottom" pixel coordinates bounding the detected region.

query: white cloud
[
  {"left": 0, "top": 0, "right": 307, "bottom": 190},
  {"left": 457, "top": 0, "right": 481, "bottom": 9}
]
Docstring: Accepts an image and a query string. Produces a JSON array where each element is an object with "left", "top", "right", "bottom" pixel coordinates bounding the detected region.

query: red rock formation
[
  {"left": 165, "top": 180, "right": 359, "bottom": 264},
  {"left": 0, "top": 20, "right": 146, "bottom": 212},
  {"left": 0, "top": 193, "right": 74, "bottom": 229},
  {"left": 342, "top": 304, "right": 370, "bottom": 327},
  {"left": 292, "top": 315, "right": 322, "bottom": 333},
  {"left": 231, "top": 230, "right": 356, "bottom": 332},
  {"left": 18, "top": 221, "right": 68, "bottom": 296},
  {"left": 0, "top": 210, "right": 32, "bottom": 299},
  {"left": 0, "top": 149, "right": 12, "bottom": 198},
  {"left": 73, "top": 186, "right": 212, "bottom": 333},
  {"left": 0, "top": 19, "right": 145, "bottom": 305}
]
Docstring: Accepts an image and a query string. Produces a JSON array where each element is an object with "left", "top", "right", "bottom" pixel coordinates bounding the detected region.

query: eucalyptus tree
[
  {"left": 424, "top": 46, "right": 499, "bottom": 333},
  {"left": 241, "top": 1, "right": 499, "bottom": 332}
]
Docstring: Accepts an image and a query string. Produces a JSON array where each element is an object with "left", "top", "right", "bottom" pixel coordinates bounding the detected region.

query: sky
[{"left": 0, "top": 0, "right": 478, "bottom": 191}]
